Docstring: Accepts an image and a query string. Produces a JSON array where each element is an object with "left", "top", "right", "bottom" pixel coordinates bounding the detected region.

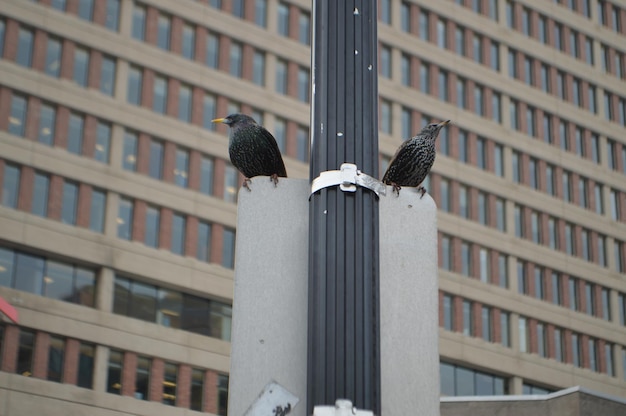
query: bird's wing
[
  {"left": 382, "top": 139, "right": 414, "bottom": 183},
  {"left": 258, "top": 126, "right": 288, "bottom": 177}
]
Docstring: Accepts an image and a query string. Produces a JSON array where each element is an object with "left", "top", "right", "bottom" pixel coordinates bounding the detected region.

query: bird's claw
[
  {"left": 243, "top": 178, "right": 252, "bottom": 191},
  {"left": 418, "top": 186, "right": 427, "bottom": 199},
  {"left": 270, "top": 174, "right": 279, "bottom": 187},
  {"left": 391, "top": 183, "right": 401, "bottom": 197}
]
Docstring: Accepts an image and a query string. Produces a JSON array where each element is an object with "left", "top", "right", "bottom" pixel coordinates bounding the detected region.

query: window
[
  {"left": 0, "top": 20, "right": 4, "bottom": 58},
  {"left": 252, "top": 51, "right": 265, "bottom": 86},
  {"left": 456, "top": 78, "right": 466, "bottom": 109},
  {"left": 8, "top": 94, "right": 27, "bottom": 137},
  {"left": 296, "top": 126, "right": 309, "bottom": 162},
  {"left": 143, "top": 206, "right": 160, "bottom": 248},
  {"left": 17, "top": 329, "right": 35, "bottom": 376},
  {"left": 17, "top": 28, "right": 34, "bottom": 68},
  {"left": 223, "top": 164, "right": 238, "bottom": 203},
  {"left": 104, "top": 0, "right": 120, "bottom": 31},
  {"left": 298, "top": 67, "right": 309, "bottom": 102},
  {"left": 77, "top": 342, "right": 94, "bottom": 388},
  {"left": 534, "top": 267, "right": 545, "bottom": 299},
  {"left": 380, "top": 45, "right": 391, "bottom": 78},
  {"left": 443, "top": 294, "right": 453, "bottom": 330},
  {"left": 440, "top": 362, "right": 507, "bottom": 396},
  {"left": 562, "top": 172, "right": 572, "bottom": 203},
  {"left": 510, "top": 100, "right": 519, "bottom": 130},
  {"left": 299, "top": 11, "right": 311, "bottom": 45},
  {"left": 89, "top": 189, "right": 106, "bottom": 232},
  {"left": 47, "top": 336, "right": 64, "bottom": 382},
  {"left": 157, "top": 14, "right": 171, "bottom": 50},
  {"left": 589, "top": 338, "right": 598, "bottom": 372},
  {"left": 537, "top": 323, "right": 546, "bottom": 357},
  {"left": 474, "top": 86, "right": 483, "bottom": 116},
  {"left": 99, "top": 55, "right": 116, "bottom": 96},
  {"left": 60, "top": 181, "right": 79, "bottom": 225},
  {"left": 229, "top": 41, "right": 243, "bottom": 77},
  {"left": 462, "top": 300, "right": 473, "bottom": 336},
  {"left": 478, "top": 192, "right": 488, "bottom": 226},
  {"left": 32, "top": 173, "right": 50, "bottom": 217},
  {"left": 77, "top": 0, "right": 94, "bottom": 21},
  {"left": 380, "top": 100, "right": 392, "bottom": 134},
  {"left": 67, "top": 113, "right": 84, "bottom": 155},
  {"left": 163, "top": 362, "right": 178, "bottom": 405},
  {"left": 481, "top": 306, "right": 492, "bottom": 341},
  {"left": 135, "top": 355, "right": 151, "bottom": 400},
  {"left": 569, "top": 277, "right": 579, "bottom": 310},
  {"left": 122, "top": 130, "right": 138, "bottom": 171},
  {"left": 505, "top": 1, "right": 514, "bottom": 28},
  {"left": 106, "top": 349, "right": 123, "bottom": 394},
  {"left": 584, "top": 282, "right": 594, "bottom": 315},
  {"left": 598, "top": 235, "right": 607, "bottom": 267},
  {"left": 149, "top": 140, "right": 164, "bottom": 179},
  {"left": 437, "top": 19, "right": 447, "bottom": 49},
  {"left": 182, "top": 24, "right": 195, "bottom": 60},
  {"left": 132, "top": 4, "right": 146, "bottom": 40},
  {"left": 420, "top": 62, "right": 430, "bottom": 93},
  {"left": 473, "top": 34, "right": 482, "bottom": 63},
  {"left": 495, "top": 198, "right": 505, "bottom": 232},
  {"left": 401, "top": 54, "right": 411, "bottom": 86},
  {"left": 490, "top": 41, "right": 500, "bottom": 71},
  {"left": 554, "top": 23, "right": 563, "bottom": 51},
  {"left": 277, "top": 3, "right": 290, "bottom": 36},
  {"left": 275, "top": 59, "right": 288, "bottom": 94},
  {"left": 127, "top": 66, "right": 142, "bottom": 105},
  {"left": 511, "top": 151, "right": 520, "bottom": 183},
  {"left": 222, "top": 228, "right": 236, "bottom": 268},
  {"left": 455, "top": 27, "right": 465, "bottom": 56},
  {"left": 440, "top": 178, "right": 450, "bottom": 212},
  {"left": 493, "top": 144, "right": 503, "bottom": 176},
  {"left": 73, "top": 47, "right": 90, "bottom": 87},
  {"left": 117, "top": 197, "right": 133, "bottom": 240},
  {"left": 45, "top": 36, "right": 62, "bottom": 77},
  {"left": 153, "top": 75, "right": 168, "bottom": 114},
  {"left": 206, "top": 33, "right": 219, "bottom": 68},
  {"left": 178, "top": 84, "right": 192, "bottom": 122},
  {"left": 518, "top": 317, "right": 529, "bottom": 353},
  {"left": 419, "top": 10, "right": 429, "bottom": 40},
  {"left": 93, "top": 121, "right": 111, "bottom": 163},
  {"left": 605, "top": 343, "right": 614, "bottom": 376},
  {"left": 197, "top": 221, "right": 212, "bottom": 262},
  {"left": 171, "top": 213, "right": 186, "bottom": 255},
  {"left": 439, "top": 70, "right": 449, "bottom": 101}
]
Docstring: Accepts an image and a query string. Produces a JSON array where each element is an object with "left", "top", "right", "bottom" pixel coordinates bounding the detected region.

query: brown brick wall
[
  {"left": 62, "top": 338, "right": 80, "bottom": 385},
  {"left": 148, "top": 358, "right": 164, "bottom": 402},
  {"left": 32, "top": 331, "right": 51, "bottom": 379},
  {"left": 121, "top": 352, "right": 137, "bottom": 397},
  {"left": 17, "top": 166, "right": 34, "bottom": 212},
  {"left": 1, "top": 325, "right": 20, "bottom": 373},
  {"left": 47, "top": 175, "right": 64, "bottom": 221}
]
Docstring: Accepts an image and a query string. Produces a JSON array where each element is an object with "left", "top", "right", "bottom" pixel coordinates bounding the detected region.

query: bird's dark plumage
[
  {"left": 382, "top": 120, "right": 450, "bottom": 196},
  {"left": 212, "top": 114, "right": 287, "bottom": 185}
]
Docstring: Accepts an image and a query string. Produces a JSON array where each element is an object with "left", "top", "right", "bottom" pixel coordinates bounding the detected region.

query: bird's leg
[
  {"left": 391, "top": 183, "right": 401, "bottom": 196},
  {"left": 418, "top": 186, "right": 427, "bottom": 199},
  {"left": 270, "top": 174, "right": 279, "bottom": 187},
  {"left": 243, "top": 178, "right": 252, "bottom": 191}
]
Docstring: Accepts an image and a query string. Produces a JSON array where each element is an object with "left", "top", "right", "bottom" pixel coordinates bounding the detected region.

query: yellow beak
[
  {"left": 212, "top": 118, "right": 225, "bottom": 123},
  {"left": 440, "top": 120, "right": 451, "bottom": 126}
]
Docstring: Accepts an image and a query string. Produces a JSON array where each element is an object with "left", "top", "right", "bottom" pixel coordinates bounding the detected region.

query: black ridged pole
[{"left": 307, "top": 0, "right": 380, "bottom": 413}]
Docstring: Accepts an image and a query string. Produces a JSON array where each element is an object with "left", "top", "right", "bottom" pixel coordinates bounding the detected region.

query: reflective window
[
  {"left": 61, "top": 181, "right": 78, "bottom": 225},
  {"left": 95, "top": 122, "right": 111, "bottom": 163},
  {"left": 500, "top": 312, "right": 509, "bottom": 347},
  {"left": 252, "top": 51, "right": 265, "bottom": 86},
  {"left": 277, "top": 3, "right": 290, "bottom": 36},
  {"left": 89, "top": 189, "right": 106, "bottom": 233},
  {"left": 439, "top": 70, "right": 448, "bottom": 101},
  {"left": 105, "top": 0, "right": 120, "bottom": 31},
  {"left": 122, "top": 131, "right": 138, "bottom": 171},
  {"left": 296, "top": 126, "right": 309, "bottom": 162},
  {"left": 206, "top": 33, "right": 219, "bottom": 68},
  {"left": 78, "top": 0, "right": 94, "bottom": 21},
  {"left": 381, "top": 45, "right": 391, "bottom": 78},
  {"left": 490, "top": 41, "right": 500, "bottom": 71},
  {"left": 182, "top": 24, "right": 195, "bottom": 60},
  {"left": 441, "top": 235, "right": 451, "bottom": 270},
  {"left": 462, "top": 300, "right": 472, "bottom": 336},
  {"left": 441, "top": 361, "right": 507, "bottom": 396},
  {"left": 199, "top": 156, "right": 214, "bottom": 195},
  {"left": 299, "top": 11, "right": 311, "bottom": 45},
  {"left": 45, "top": 36, "right": 62, "bottom": 77},
  {"left": 17, "top": 28, "right": 34, "bottom": 68},
  {"left": 202, "top": 93, "right": 217, "bottom": 131},
  {"left": 9, "top": 94, "right": 27, "bottom": 137},
  {"left": 117, "top": 197, "right": 133, "bottom": 240},
  {"left": 275, "top": 59, "right": 287, "bottom": 94},
  {"left": 419, "top": 10, "right": 429, "bottom": 40},
  {"left": 255, "top": 0, "right": 268, "bottom": 27},
  {"left": 229, "top": 41, "right": 243, "bottom": 77},
  {"left": 178, "top": 84, "right": 192, "bottom": 122},
  {"left": 144, "top": 206, "right": 160, "bottom": 248},
  {"left": 100, "top": 55, "right": 116, "bottom": 96},
  {"left": 443, "top": 294, "right": 453, "bottom": 330},
  {"left": 171, "top": 213, "right": 186, "bottom": 255},
  {"left": 197, "top": 221, "right": 212, "bottom": 262},
  {"left": 17, "top": 329, "right": 35, "bottom": 377},
  {"left": 73, "top": 47, "right": 90, "bottom": 87},
  {"left": 572, "top": 333, "right": 581, "bottom": 367},
  {"left": 420, "top": 62, "right": 430, "bottom": 94},
  {"left": 153, "top": 75, "right": 168, "bottom": 114},
  {"left": 135, "top": 355, "right": 151, "bottom": 400},
  {"left": 0, "top": 20, "right": 5, "bottom": 58},
  {"left": 157, "top": 14, "right": 171, "bottom": 50},
  {"left": 481, "top": 306, "right": 492, "bottom": 341},
  {"left": 132, "top": 4, "right": 146, "bottom": 40},
  {"left": 222, "top": 228, "right": 236, "bottom": 268},
  {"left": 190, "top": 369, "right": 205, "bottom": 411},
  {"left": 149, "top": 140, "right": 164, "bottom": 179},
  {"left": 223, "top": 164, "right": 238, "bottom": 203},
  {"left": 518, "top": 316, "right": 528, "bottom": 352},
  {"left": 127, "top": 66, "right": 142, "bottom": 105},
  {"left": 298, "top": 67, "right": 309, "bottom": 102},
  {"left": 32, "top": 172, "right": 50, "bottom": 217},
  {"left": 67, "top": 113, "right": 84, "bottom": 155},
  {"left": 498, "top": 254, "right": 507, "bottom": 288}
]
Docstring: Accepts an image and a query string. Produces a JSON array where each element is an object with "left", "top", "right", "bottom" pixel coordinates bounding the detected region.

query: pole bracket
[{"left": 311, "top": 163, "right": 386, "bottom": 197}]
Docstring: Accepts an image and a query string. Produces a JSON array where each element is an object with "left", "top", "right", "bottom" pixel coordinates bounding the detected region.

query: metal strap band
[{"left": 310, "top": 163, "right": 386, "bottom": 197}]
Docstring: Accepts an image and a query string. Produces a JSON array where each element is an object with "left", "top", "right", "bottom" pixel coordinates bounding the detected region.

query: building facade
[{"left": 0, "top": 0, "right": 624, "bottom": 414}]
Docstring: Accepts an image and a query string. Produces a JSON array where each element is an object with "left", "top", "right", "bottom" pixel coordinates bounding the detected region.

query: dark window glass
[
  {"left": 2, "top": 164, "right": 21, "bottom": 208},
  {"left": 117, "top": 197, "right": 133, "bottom": 239},
  {"left": 89, "top": 189, "right": 106, "bottom": 232},
  {"left": 67, "top": 113, "right": 84, "bottom": 155},
  {"left": 45, "top": 36, "right": 62, "bottom": 77},
  {"left": 197, "top": 221, "right": 211, "bottom": 262},
  {"left": 44, "top": 260, "right": 74, "bottom": 302},
  {"left": 61, "top": 181, "right": 78, "bottom": 225},
  {"left": 47, "top": 336, "right": 64, "bottom": 382},
  {"left": 0, "top": 21, "right": 6, "bottom": 62},
  {"left": 32, "top": 173, "right": 50, "bottom": 217},
  {"left": 17, "top": 330, "right": 35, "bottom": 376},
  {"left": 15, "top": 252, "right": 44, "bottom": 296},
  {"left": 190, "top": 369, "right": 205, "bottom": 410},
  {"left": 157, "top": 288, "right": 182, "bottom": 328},
  {"left": 130, "top": 281, "right": 157, "bottom": 321},
  {"left": 17, "top": 28, "right": 34, "bottom": 68},
  {"left": 500, "top": 312, "right": 510, "bottom": 347},
  {"left": 440, "top": 362, "right": 455, "bottom": 396},
  {"left": 210, "top": 302, "right": 232, "bottom": 341},
  {"left": 73, "top": 47, "right": 90, "bottom": 87},
  {"left": 162, "top": 362, "right": 178, "bottom": 405},
  {"left": 218, "top": 374, "right": 229, "bottom": 415},
  {"left": 298, "top": 67, "right": 309, "bottom": 102},
  {"left": 0, "top": 247, "right": 14, "bottom": 288},
  {"left": 149, "top": 140, "right": 164, "bottom": 179},
  {"left": 107, "top": 349, "right": 123, "bottom": 394},
  {"left": 100, "top": 55, "right": 116, "bottom": 96},
  {"left": 144, "top": 206, "right": 160, "bottom": 248},
  {"left": 135, "top": 356, "right": 150, "bottom": 400}
]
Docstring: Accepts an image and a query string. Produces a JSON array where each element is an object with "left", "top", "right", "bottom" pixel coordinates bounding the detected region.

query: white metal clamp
[{"left": 310, "top": 163, "right": 386, "bottom": 197}]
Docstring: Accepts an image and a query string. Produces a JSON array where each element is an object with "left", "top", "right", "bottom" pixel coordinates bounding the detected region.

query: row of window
[
  {"left": 607, "top": 138, "right": 626, "bottom": 174},
  {"left": 0, "top": 244, "right": 96, "bottom": 307},
  {"left": 1, "top": 162, "right": 107, "bottom": 233},
  {"left": 1, "top": 22, "right": 117, "bottom": 96},
  {"left": 441, "top": 293, "right": 511, "bottom": 348},
  {"left": 601, "top": 43, "right": 626, "bottom": 80},
  {"left": 519, "top": 316, "right": 618, "bottom": 376},
  {"left": 439, "top": 361, "right": 507, "bottom": 397},
  {"left": 5, "top": 91, "right": 112, "bottom": 162},
  {"left": 113, "top": 275, "right": 232, "bottom": 341},
  {"left": 0, "top": 324, "right": 227, "bottom": 414},
  {"left": 439, "top": 236, "right": 508, "bottom": 287},
  {"left": 598, "top": 0, "right": 625, "bottom": 33},
  {"left": 34, "top": 0, "right": 120, "bottom": 32},
  {"left": 604, "top": 90, "right": 626, "bottom": 126},
  {"left": 517, "top": 264, "right": 613, "bottom": 321},
  {"left": 116, "top": 196, "right": 236, "bottom": 268}
]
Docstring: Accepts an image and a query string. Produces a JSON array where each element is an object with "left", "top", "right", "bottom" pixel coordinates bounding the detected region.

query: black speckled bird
[
  {"left": 382, "top": 120, "right": 450, "bottom": 198},
  {"left": 212, "top": 114, "right": 287, "bottom": 189}
]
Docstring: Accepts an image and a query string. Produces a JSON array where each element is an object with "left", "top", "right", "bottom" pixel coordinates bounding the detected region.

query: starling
[
  {"left": 382, "top": 120, "right": 450, "bottom": 198},
  {"left": 212, "top": 114, "right": 287, "bottom": 189}
]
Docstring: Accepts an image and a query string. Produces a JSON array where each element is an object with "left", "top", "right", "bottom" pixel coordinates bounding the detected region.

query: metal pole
[{"left": 308, "top": 0, "right": 380, "bottom": 413}]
